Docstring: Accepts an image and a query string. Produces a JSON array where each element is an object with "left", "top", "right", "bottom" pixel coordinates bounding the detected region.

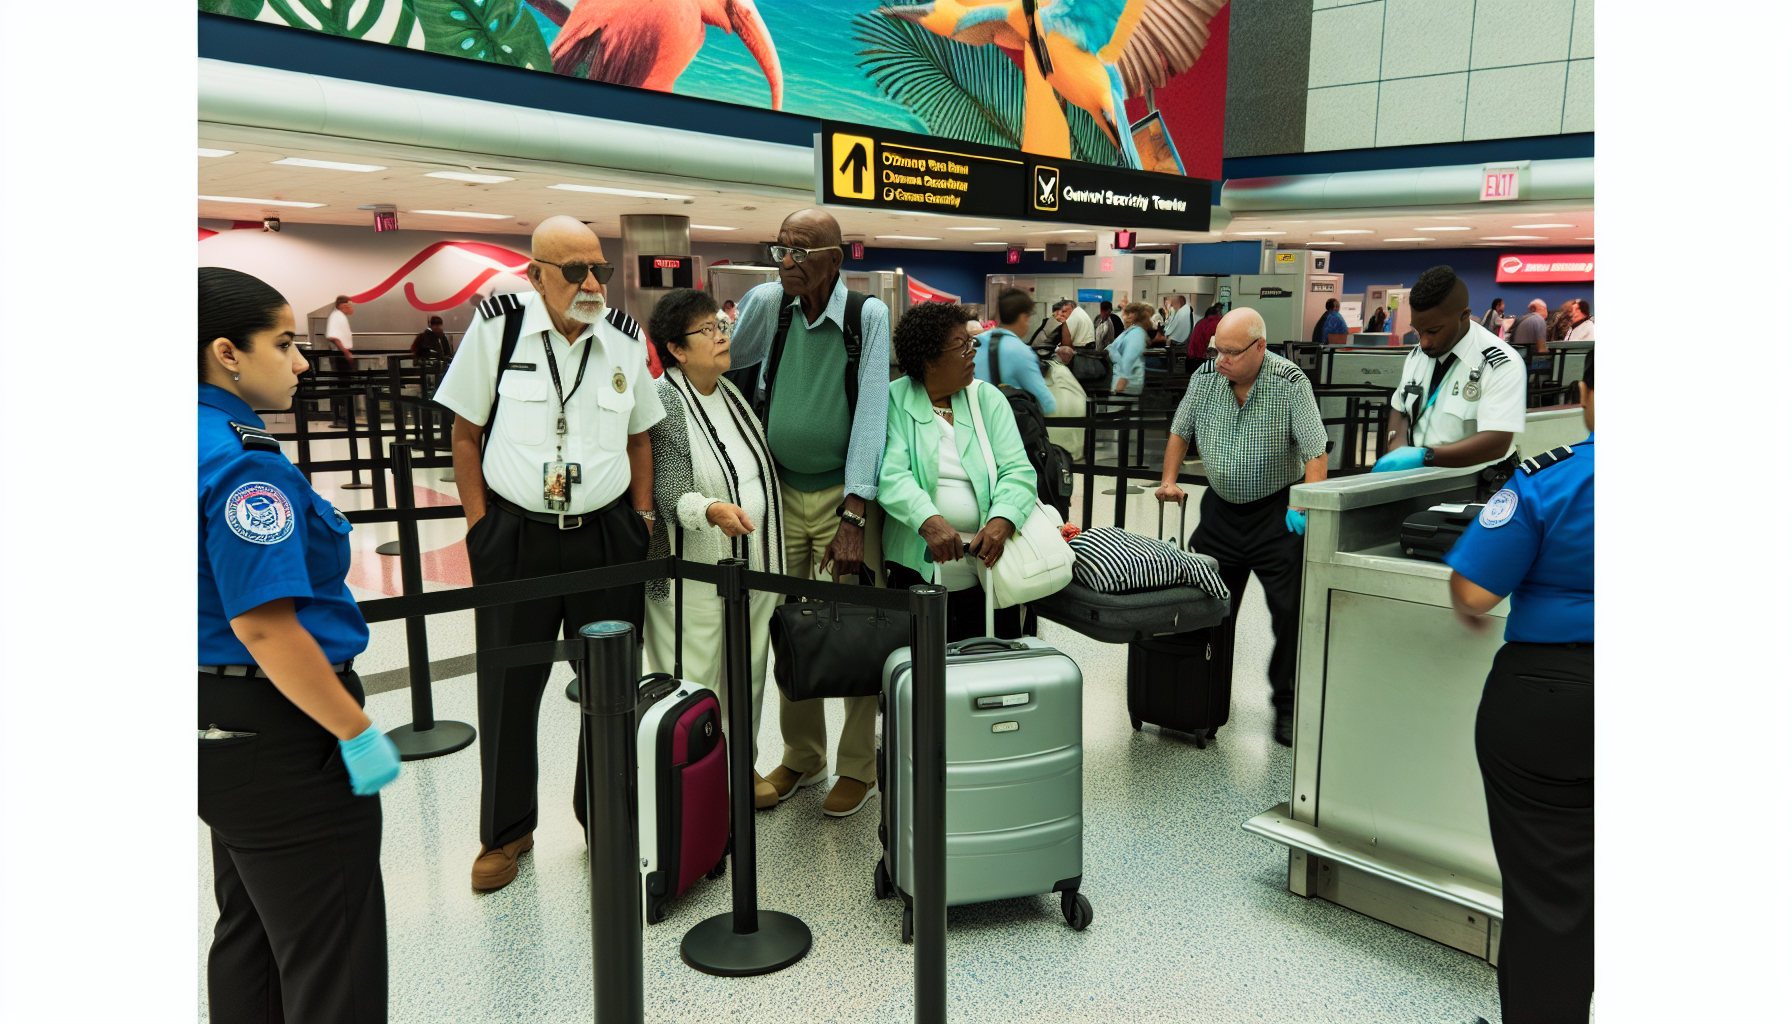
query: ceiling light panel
[
  {"left": 272, "top": 157, "right": 387, "bottom": 172},
  {"left": 425, "top": 171, "right": 516, "bottom": 183},
  {"left": 1425, "top": 226, "right": 1472, "bottom": 231},
  {"left": 410, "top": 209, "right": 512, "bottom": 219},
  {"left": 1383, "top": 237, "right": 1435, "bottom": 242},
  {"left": 198, "top": 148, "right": 235, "bottom": 158},
  {"left": 549, "top": 184, "right": 693, "bottom": 199},
  {"left": 1316, "top": 229, "right": 1373, "bottom": 235},
  {"left": 199, "top": 195, "right": 326, "bottom": 208},
  {"left": 1481, "top": 235, "right": 1548, "bottom": 240},
  {"left": 689, "top": 224, "right": 737, "bottom": 231},
  {"left": 1511, "top": 223, "right": 1575, "bottom": 229},
  {"left": 972, "top": 241, "right": 1012, "bottom": 246},
  {"left": 876, "top": 235, "right": 940, "bottom": 241}
]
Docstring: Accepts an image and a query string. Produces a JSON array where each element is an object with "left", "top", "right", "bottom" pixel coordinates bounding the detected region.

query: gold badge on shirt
[{"left": 612, "top": 369, "right": 627, "bottom": 393}]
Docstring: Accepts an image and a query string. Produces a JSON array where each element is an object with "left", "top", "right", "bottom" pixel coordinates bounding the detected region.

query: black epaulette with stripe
[
  {"left": 605, "top": 307, "right": 642, "bottom": 340},
  {"left": 1268, "top": 361, "right": 1309, "bottom": 385},
  {"left": 1482, "top": 346, "right": 1511, "bottom": 369},
  {"left": 1193, "top": 361, "right": 1217, "bottom": 375},
  {"left": 229, "top": 421, "right": 281, "bottom": 453},
  {"left": 476, "top": 292, "right": 523, "bottom": 322},
  {"left": 1519, "top": 445, "right": 1575, "bottom": 476}
]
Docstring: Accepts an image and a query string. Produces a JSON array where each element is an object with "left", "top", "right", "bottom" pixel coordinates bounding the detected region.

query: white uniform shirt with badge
[
  {"left": 434, "top": 291, "right": 666, "bottom": 515},
  {"left": 1394, "top": 319, "right": 1526, "bottom": 455},
  {"left": 325, "top": 308, "right": 354, "bottom": 354}
]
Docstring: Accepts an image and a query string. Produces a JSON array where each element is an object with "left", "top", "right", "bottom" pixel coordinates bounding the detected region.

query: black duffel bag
[
  {"left": 770, "top": 596, "right": 912, "bottom": 701},
  {"left": 1069, "top": 348, "right": 1110, "bottom": 385},
  {"left": 1400, "top": 502, "right": 1486, "bottom": 562}
]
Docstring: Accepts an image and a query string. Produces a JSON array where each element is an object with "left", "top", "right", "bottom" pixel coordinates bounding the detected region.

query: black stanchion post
[
  {"left": 907, "top": 581, "right": 950, "bottom": 1024},
  {"left": 366, "top": 378, "right": 390, "bottom": 508},
  {"left": 295, "top": 386, "right": 314, "bottom": 481},
  {"left": 578, "top": 620, "right": 645, "bottom": 1024},
  {"left": 682, "top": 557, "right": 812, "bottom": 977},
  {"left": 341, "top": 382, "right": 371, "bottom": 490},
  {"left": 1080, "top": 418, "right": 1095, "bottom": 530},
  {"left": 388, "top": 362, "right": 408, "bottom": 450},
  {"left": 383, "top": 444, "right": 477, "bottom": 760}
]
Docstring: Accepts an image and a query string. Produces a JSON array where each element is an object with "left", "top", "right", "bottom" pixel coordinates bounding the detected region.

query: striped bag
[{"left": 1066, "top": 527, "right": 1230, "bottom": 600}]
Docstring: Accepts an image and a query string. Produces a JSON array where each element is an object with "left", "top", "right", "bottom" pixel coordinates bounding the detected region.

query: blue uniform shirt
[
  {"left": 974, "top": 328, "right": 1056, "bottom": 414},
  {"left": 1445, "top": 434, "right": 1594, "bottom": 643},
  {"left": 198, "top": 384, "right": 369, "bottom": 664},
  {"left": 1108, "top": 324, "right": 1148, "bottom": 391}
]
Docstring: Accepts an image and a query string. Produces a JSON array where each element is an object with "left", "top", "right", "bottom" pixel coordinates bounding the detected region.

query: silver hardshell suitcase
[{"left": 874, "top": 630, "right": 1093, "bottom": 941}]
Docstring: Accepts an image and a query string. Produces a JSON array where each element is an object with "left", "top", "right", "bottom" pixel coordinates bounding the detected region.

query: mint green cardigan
[{"left": 879, "top": 376, "right": 1038, "bottom": 578}]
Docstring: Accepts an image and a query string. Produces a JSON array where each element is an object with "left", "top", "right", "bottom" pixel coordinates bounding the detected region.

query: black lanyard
[{"left": 539, "top": 329, "right": 595, "bottom": 413}]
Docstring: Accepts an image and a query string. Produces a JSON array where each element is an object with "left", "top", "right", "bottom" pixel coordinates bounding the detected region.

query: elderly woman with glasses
[
  {"left": 643, "top": 288, "right": 787, "bottom": 810},
  {"left": 879, "top": 302, "right": 1037, "bottom": 641}
]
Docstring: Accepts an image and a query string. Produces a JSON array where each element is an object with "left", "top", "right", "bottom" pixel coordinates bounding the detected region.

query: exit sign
[
  {"left": 373, "top": 210, "right": 398, "bottom": 232},
  {"left": 1005, "top": 247, "right": 1021, "bottom": 265},
  {"left": 652, "top": 257, "right": 682, "bottom": 269},
  {"left": 850, "top": 241, "right": 865, "bottom": 260},
  {"left": 1480, "top": 163, "right": 1528, "bottom": 202}
]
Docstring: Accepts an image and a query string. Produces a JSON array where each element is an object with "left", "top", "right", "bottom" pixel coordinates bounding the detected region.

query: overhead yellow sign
[
  {"left": 831, "top": 132, "right": 875, "bottom": 201},
  {"left": 1276, "top": 252, "right": 1298, "bottom": 263}
]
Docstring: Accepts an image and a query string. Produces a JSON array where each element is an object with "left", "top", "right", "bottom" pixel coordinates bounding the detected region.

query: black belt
[
  {"left": 490, "top": 492, "right": 624, "bottom": 531},
  {"left": 199, "top": 659, "right": 354, "bottom": 678}
]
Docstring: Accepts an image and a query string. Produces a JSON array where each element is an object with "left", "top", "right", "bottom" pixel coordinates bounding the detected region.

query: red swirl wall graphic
[{"left": 350, "top": 241, "right": 532, "bottom": 308}]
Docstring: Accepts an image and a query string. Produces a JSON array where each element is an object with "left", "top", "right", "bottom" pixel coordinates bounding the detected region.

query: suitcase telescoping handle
[
  {"left": 1156, "top": 494, "right": 1189, "bottom": 551},
  {"left": 928, "top": 539, "right": 1002, "bottom": 640},
  {"left": 673, "top": 523, "right": 684, "bottom": 678}
]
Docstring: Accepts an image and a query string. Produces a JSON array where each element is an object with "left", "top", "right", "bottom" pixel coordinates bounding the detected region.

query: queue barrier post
[
  {"left": 340, "top": 379, "right": 371, "bottom": 490},
  {"left": 578, "top": 620, "right": 646, "bottom": 1024},
  {"left": 907, "top": 580, "right": 950, "bottom": 1024}
]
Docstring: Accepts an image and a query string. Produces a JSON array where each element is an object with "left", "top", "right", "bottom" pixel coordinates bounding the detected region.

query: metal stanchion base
[
  {"left": 386, "top": 720, "right": 476, "bottom": 761},
  {"left": 441, "top": 469, "right": 456, "bottom": 482},
  {"left": 1101, "top": 487, "right": 1144, "bottom": 495},
  {"left": 341, "top": 482, "right": 373, "bottom": 490},
  {"left": 376, "top": 541, "right": 403, "bottom": 556},
  {"left": 680, "top": 911, "right": 812, "bottom": 977}
]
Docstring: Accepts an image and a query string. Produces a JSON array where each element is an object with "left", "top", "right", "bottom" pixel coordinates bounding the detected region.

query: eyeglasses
[
  {"left": 769, "top": 244, "right": 841, "bottom": 265},
  {"left": 684, "top": 322, "right": 721, "bottom": 340},
  {"left": 1214, "top": 339, "right": 1264, "bottom": 359},
  {"left": 534, "top": 258, "right": 615, "bottom": 285}
]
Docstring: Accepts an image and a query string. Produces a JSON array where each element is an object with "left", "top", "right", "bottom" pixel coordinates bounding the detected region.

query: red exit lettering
[
  {"left": 653, "top": 258, "right": 684, "bottom": 269},
  {"left": 1482, "top": 172, "right": 1517, "bottom": 200}
]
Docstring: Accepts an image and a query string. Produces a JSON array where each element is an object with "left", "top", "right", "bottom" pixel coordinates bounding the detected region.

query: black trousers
[
  {"left": 885, "top": 563, "right": 1024, "bottom": 643},
  {"left": 199, "top": 670, "right": 386, "bottom": 1024},
  {"left": 1476, "top": 642, "right": 1595, "bottom": 1024},
  {"left": 466, "top": 495, "right": 649, "bottom": 849},
  {"left": 1189, "top": 485, "right": 1304, "bottom": 710}
]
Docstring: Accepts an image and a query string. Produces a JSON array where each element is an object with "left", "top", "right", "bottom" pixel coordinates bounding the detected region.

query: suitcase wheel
[
  {"left": 1129, "top": 716, "right": 1141, "bottom": 731},
  {"left": 900, "top": 905, "right": 914, "bottom": 945},
  {"left": 1193, "top": 731, "right": 1207, "bottom": 750},
  {"left": 873, "top": 859, "right": 893, "bottom": 901},
  {"left": 1062, "top": 891, "right": 1093, "bottom": 932},
  {"left": 707, "top": 854, "right": 727, "bottom": 881}
]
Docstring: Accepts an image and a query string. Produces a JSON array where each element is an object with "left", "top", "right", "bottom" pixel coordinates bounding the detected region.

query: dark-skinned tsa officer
[
  {"left": 1376, "top": 265, "right": 1527, "bottom": 500},
  {"left": 198, "top": 267, "right": 401, "bottom": 1024},
  {"left": 1447, "top": 351, "right": 1595, "bottom": 1024}
]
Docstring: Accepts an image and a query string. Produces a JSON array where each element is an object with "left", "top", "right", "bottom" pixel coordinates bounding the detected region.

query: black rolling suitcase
[{"left": 1125, "top": 501, "right": 1235, "bottom": 746}]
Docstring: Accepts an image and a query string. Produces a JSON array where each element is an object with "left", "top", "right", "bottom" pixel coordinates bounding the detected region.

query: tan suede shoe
[
  {"left": 753, "top": 771, "right": 778, "bottom": 811},
  {"left": 764, "top": 764, "right": 826, "bottom": 802},
  {"left": 822, "top": 776, "right": 878, "bottom": 818},
  {"left": 471, "top": 832, "right": 535, "bottom": 892}
]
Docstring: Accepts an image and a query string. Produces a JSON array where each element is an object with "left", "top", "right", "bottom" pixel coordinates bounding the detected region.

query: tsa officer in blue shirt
[
  {"left": 1446, "top": 350, "right": 1595, "bottom": 1024},
  {"left": 198, "top": 268, "right": 401, "bottom": 1024}
]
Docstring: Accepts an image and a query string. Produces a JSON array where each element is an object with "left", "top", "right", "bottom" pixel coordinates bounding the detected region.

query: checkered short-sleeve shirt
[{"left": 1169, "top": 352, "right": 1329, "bottom": 504}]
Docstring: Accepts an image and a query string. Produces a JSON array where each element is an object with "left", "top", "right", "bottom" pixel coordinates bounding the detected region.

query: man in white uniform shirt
[
  {"left": 435, "top": 216, "right": 666, "bottom": 892},
  {"left": 1162, "top": 295, "right": 1193, "bottom": 353},
  {"left": 1054, "top": 298, "right": 1097, "bottom": 349},
  {"left": 324, "top": 295, "right": 356, "bottom": 426},
  {"left": 1374, "top": 265, "right": 1527, "bottom": 500}
]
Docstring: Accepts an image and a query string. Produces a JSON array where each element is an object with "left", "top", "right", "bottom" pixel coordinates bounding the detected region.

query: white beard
[{"left": 565, "top": 293, "right": 606, "bottom": 324}]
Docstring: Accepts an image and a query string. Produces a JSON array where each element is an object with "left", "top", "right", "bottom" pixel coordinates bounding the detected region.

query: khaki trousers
[{"left": 777, "top": 482, "right": 883, "bottom": 784}]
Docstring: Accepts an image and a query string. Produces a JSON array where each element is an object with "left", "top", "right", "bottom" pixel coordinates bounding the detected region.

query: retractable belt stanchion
[
  {"left": 907, "top": 581, "right": 950, "bottom": 1024},
  {"left": 382, "top": 444, "right": 477, "bottom": 760},
  {"left": 578, "top": 620, "right": 646, "bottom": 1024},
  {"left": 340, "top": 382, "right": 372, "bottom": 490},
  {"left": 682, "top": 557, "right": 814, "bottom": 976}
]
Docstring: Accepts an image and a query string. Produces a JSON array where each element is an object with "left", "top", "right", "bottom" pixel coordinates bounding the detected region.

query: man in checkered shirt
[{"left": 1156, "top": 307, "right": 1329, "bottom": 746}]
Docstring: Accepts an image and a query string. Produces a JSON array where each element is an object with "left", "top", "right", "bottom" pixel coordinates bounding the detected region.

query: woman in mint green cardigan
[{"left": 880, "top": 302, "right": 1038, "bottom": 640}]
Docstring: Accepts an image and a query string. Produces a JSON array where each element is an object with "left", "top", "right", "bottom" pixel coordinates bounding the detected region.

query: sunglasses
[
  {"left": 534, "top": 258, "right": 615, "bottom": 285},
  {"left": 769, "top": 244, "right": 841, "bottom": 265}
]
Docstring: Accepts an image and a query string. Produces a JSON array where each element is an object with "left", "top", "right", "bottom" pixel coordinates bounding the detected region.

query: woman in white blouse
[{"left": 643, "top": 289, "right": 785, "bottom": 809}]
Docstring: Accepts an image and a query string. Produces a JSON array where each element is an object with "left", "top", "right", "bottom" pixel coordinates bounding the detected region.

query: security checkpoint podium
[{"left": 1243, "top": 465, "right": 1509, "bottom": 963}]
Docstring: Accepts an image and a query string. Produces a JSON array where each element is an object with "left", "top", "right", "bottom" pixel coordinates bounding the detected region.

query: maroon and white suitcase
[{"left": 636, "top": 674, "right": 729, "bottom": 924}]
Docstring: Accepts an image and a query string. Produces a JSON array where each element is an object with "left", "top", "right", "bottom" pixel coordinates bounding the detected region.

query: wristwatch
[
  {"left": 635, "top": 509, "right": 656, "bottom": 522},
  {"left": 834, "top": 504, "right": 867, "bottom": 530},
  {"left": 1421, "top": 447, "right": 1437, "bottom": 466}
]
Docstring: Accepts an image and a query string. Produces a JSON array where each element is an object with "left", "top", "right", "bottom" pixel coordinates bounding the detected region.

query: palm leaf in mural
[
  {"left": 411, "top": 0, "right": 553, "bottom": 70},
  {"left": 1066, "top": 105, "right": 1122, "bottom": 165},
  {"left": 199, "top": 0, "right": 267, "bottom": 17},
  {"left": 853, "top": 4, "right": 1024, "bottom": 150}
]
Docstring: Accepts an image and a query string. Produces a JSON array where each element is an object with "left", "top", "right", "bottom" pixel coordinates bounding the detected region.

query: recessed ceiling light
[
  {"left": 549, "top": 183, "right": 693, "bottom": 199},
  {"left": 1425, "top": 226, "right": 1472, "bottom": 231},
  {"left": 272, "top": 157, "right": 386, "bottom": 172},
  {"left": 1041, "top": 229, "right": 1090, "bottom": 235},
  {"left": 1230, "top": 230, "right": 1285, "bottom": 236},
  {"left": 689, "top": 224, "right": 737, "bottom": 231},
  {"left": 1481, "top": 235, "right": 1548, "bottom": 240},
  {"left": 947, "top": 226, "right": 1001, "bottom": 232},
  {"left": 1575, "top": 236, "right": 1595, "bottom": 241},
  {"left": 1316, "top": 229, "right": 1373, "bottom": 235},
  {"left": 1383, "top": 237, "right": 1435, "bottom": 242},
  {"left": 409, "top": 209, "right": 513, "bottom": 219},
  {"left": 198, "top": 148, "right": 235, "bottom": 158},
  {"left": 876, "top": 235, "right": 940, "bottom": 241},
  {"left": 972, "top": 241, "right": 1013, "bottom": 246},
  {"left": 1511, "top": 223, "right": 1575, "bottom": 229},
  {"left": 1024, "top": 247, "right": 1045, "bottom": 252},
  {"left": 199, "top": 195, "right": 326, "bottom": 208},
  {"left": 426, "top": 171, "right": 516, "bottom": 184}
]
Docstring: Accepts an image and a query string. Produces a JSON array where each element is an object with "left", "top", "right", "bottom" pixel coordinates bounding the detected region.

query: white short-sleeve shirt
[
  {"left": 434, "top": 291, "right": 665, "bottom": 514},
  {"left": 1394, "top": 320, "right": 1526, "bottom": 455},
  {"left": 325, "top": 309, "right": 353, "bottom": 354}
]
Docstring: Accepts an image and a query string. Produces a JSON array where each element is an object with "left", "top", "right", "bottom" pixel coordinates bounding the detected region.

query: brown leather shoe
[
  {"left": 471, "top": 832, "right": 535, "bottom": 891},
  {"left": 822, "top": 776, "right": 878, "bottom": 818},
  {"left": 753, "top": 771, "right": 778, "bottom": 811},
  {"left": 764, "top": 764, "right": 826, "bottom": 802}
]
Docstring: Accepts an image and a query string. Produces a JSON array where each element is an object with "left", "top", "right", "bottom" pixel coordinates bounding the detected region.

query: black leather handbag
[{"left": 770, "top": 598, "right": 912, "bottom": 701}]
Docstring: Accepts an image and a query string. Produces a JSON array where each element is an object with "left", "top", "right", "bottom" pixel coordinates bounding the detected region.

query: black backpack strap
[
  {"left": 841, "top": 290, "right": 869, "bottom": 420},
  {"left": 753, "top": 298, "right": 797, "bottom": 426},
  {"left": 478, "top": 294, "right": 527, "bottom": 458}
]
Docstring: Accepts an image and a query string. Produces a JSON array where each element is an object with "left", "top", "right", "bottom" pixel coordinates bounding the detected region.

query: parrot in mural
[
  {"left": 881, "top": 0, "right": 1226, "bottom": 168},
  {"left": 547, "top": 0, "right": 785, "bottom": 110}
]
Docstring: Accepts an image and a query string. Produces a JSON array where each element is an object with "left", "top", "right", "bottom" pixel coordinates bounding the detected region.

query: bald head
[
  {"left": 780, "top": 208, "right": 842, "bottom": 248},
  {"left": 532, "top": 215, "right": 602, "bottom": 262},
  {"left": 1216, "top": 307, "right": 1266, "bottom": 344},
  {"left": 1529, "top": 299, "right": 1548, "bottom": 315}
]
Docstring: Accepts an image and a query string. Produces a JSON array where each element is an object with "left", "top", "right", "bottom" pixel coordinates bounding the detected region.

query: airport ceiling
[{"left": 197, "top": 137, "right": 1593, "bottom": 252}]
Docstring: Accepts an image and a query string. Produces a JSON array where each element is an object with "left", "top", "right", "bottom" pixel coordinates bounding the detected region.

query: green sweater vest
[{"left": 766, "top": 309, "right": 851, "bottom": 492}]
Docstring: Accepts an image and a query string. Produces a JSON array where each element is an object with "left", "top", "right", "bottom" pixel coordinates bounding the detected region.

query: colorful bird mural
[
  {"left": 879, "top": 0, "right": 1223, "bottom": 168},
  {"left": 548, "top": 0, "right": 785, "bottom": 110}
]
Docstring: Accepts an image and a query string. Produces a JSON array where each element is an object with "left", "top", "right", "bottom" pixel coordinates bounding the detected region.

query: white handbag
[{"left": 965, "top": 381, "right": 1076, "bottom": 609}]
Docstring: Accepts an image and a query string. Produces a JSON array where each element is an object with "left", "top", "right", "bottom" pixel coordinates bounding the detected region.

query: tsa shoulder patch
[
  {"left": 1478, "top": 488, "right": 1520, "bottom": 529},
  {"left": 225, "top": 482, "right": 296, "bottom": 545}
]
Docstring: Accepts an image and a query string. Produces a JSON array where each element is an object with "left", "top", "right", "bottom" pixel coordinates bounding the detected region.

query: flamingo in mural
[
  {"left": 881, "top": 0, "right": 1224, "bottom": 167},
  {"left": 547, "top": 0, "right": 785, "bottom": 110}
]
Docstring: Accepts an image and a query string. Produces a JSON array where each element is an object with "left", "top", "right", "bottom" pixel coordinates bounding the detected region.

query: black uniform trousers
[
  {"left": 885, "top": 563, "right": 1024, "bottom": 643},
  {"left": 1189, "top": 484, "right": 1304, "bottom": 710},
  {"left": 199, "top": 670, "right": 386, "bottom": 1024},
  {"left": 466, "top": 494, "right": 648, "bottom": 849},
  {"left": 1476, "top": 641, "right": 1595, "bottom": 1024}
]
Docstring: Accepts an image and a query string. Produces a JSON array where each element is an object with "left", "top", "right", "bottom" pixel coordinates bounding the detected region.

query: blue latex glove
[
  {"left": 1284, "top": 508, "right": 1306, "bottom": 536},
  {"left": 340, "top": 723, "right": 402, "bottom": 796},
  {"left": 1372, "top": 446, "right": 1427, "bottom": 473}
]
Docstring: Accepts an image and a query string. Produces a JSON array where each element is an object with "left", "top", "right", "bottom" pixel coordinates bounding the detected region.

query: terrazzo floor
[{"left": 198, "top": 422, "right": 1505, "bottom": 1023}]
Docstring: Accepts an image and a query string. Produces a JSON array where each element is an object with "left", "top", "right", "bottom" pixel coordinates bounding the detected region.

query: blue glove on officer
[
  {"left": 1284, "top": 508, "right": 1306, "bottom": 536},
  {"left": 340, "top": 723, "right": 402, "bottom": 796},
  {"left": 1372, "top": 445, "right": 1428, "bottom": 473}
]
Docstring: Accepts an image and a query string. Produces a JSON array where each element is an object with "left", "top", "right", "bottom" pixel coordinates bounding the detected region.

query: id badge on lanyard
[{"left": 540, "top": 331, "right": 592, "bottom": 511}]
